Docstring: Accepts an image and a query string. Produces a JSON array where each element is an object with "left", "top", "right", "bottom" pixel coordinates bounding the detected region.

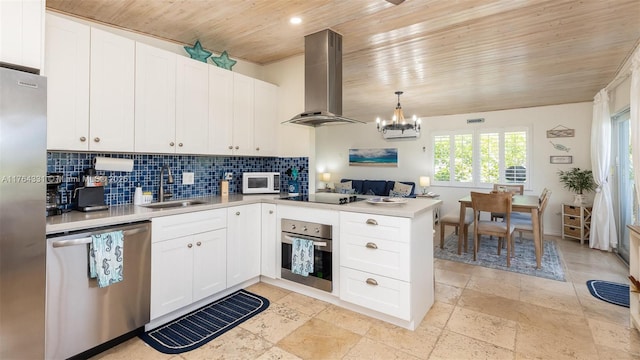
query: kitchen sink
[{"left": 141, "top": 199, "right": 208, "bottom": 209}]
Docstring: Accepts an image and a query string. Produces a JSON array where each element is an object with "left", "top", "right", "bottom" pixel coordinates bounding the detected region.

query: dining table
[{"left": 458, "top": 193, "right": 543, "bottom": 269}]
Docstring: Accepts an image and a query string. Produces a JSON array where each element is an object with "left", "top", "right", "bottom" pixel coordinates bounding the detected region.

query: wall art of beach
[{"left": 349, "top": 148, "right": 398, "bottom": 167}]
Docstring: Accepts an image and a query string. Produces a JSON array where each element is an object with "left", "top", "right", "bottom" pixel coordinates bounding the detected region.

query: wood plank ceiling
[{"left": 46, "top": 0, "right": 640, "bottom": 122}]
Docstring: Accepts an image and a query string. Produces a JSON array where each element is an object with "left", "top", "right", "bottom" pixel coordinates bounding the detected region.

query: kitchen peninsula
[{"left": 46, "top": 195, "right": 440, "bottom": 333}]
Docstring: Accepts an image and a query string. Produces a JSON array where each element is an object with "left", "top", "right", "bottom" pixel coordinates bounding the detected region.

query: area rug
[
  {"left": 140, "top": 290, "right": 270, "bottom": 354},
  {"left": 435, "top": 233, "right": 566, "bottom": 281},
  {"left": 586, "top": 280, "right": 629, "bottom": 308}
]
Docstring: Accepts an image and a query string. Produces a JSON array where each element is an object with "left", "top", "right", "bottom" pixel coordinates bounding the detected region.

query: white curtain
[
  {"left": 590, "top": 89, "right": 617, "bottom": 250},
  {"left": 631, "top": 50, "right": 640, "bottom": 224}
]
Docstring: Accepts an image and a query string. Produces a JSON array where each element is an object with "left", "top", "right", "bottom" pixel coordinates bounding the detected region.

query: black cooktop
[{"left": 281, "top": 193, "right": 365, "bottom": 205}]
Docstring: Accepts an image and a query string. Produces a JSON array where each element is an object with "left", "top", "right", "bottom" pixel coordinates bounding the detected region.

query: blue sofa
[{"left": 339, "top": 179, "right": 416, "bottom": 198}]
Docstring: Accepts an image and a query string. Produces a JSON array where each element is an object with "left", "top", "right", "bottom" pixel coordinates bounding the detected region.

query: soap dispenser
[{"left": 134, "top": 183, "right": 143, "bottom": 205}]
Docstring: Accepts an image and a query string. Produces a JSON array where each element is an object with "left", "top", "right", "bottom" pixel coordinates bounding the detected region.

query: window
[{"left": 433, "top": 127, "right": 530, "bottom": 188}]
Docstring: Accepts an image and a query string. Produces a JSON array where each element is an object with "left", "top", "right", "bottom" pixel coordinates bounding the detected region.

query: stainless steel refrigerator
[{"left": 0, "top": 65, "right": 47, "bottom": 359}]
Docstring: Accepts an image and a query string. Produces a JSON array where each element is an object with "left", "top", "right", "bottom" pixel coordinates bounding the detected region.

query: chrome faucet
[{"left": 158, "top": 165, "right": 174, "bottom": 202}]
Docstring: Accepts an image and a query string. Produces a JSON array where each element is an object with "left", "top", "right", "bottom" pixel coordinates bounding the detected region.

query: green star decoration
[
  {"left": 210, "top": 51, "right": 237, "bottom": 70},
  {"left": 184, "top": 40, "right": 212, "bottom": 63}
]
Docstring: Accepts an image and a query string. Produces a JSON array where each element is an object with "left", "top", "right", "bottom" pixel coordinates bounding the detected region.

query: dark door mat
[
  {"left": 586, "top": 280, "right": 629, "bottom": 308},
  {"left": 140, "top": 289, "right": 270, "bottom": 354}
]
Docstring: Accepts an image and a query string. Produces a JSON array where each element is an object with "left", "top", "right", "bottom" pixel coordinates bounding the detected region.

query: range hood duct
[{"left": 284, "top": 29, "right": 365, "bottom": 127}]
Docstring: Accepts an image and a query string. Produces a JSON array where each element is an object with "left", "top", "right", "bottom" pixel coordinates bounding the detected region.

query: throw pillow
[
  {"left": 335, "top": 181, "right": 352, "bottom": 193},
  {"left": 389, "top": 189, "right": 409, "bottom": 198},
  {"left": 393, "top": 181, "right": 412, "bottom": 196}
]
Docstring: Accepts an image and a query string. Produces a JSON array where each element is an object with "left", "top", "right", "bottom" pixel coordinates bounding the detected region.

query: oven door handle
[{"left": 282, "top": 234, "right": 328, "bottom": 247}]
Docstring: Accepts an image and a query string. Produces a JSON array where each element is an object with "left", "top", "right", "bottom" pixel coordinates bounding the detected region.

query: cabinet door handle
[
  {"left": 93, "top": 137, "right": 100, "bottom": 143},
  {"left": 236, "top": 211, "right": 240, "bottom": 216},
  {"left": 366, "top": 278, "right": 378, "bottom": 286},
  {"left": 366, "top": 219, "right": 378, "bottom": 225},
  {"left": 187, "top": 243, "right": 193, "bottom": 248},
  {"left": 365, "top": 242, "right": 378, "bottom": 249},
  {"left": 228, "top": 145, "right": 233, "bottom": 149},
  {"left": 235, "top": 146, "right": 239, "bottom": 150},
  {"left": 178, "top": 143, "right": 183, "bottom": 147},
  {"left": 196, "top": 241, "right": 201, "bottom": 246},
  {"left": 256, "top": 147, "right": 260, "bottom": 151},
  {"left": 80, "top": 136, "right": 87, "bottom": 142},
  {"left": 269, "top": 210, "right": 273, "bottom": 214},
  {"left": 169, "top": 142, "right": 175, "bottom": 147}
]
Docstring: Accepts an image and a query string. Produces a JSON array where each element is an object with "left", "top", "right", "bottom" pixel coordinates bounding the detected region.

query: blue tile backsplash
[{"left": 47, "top": 152, "right": 308, "bottom": 207}]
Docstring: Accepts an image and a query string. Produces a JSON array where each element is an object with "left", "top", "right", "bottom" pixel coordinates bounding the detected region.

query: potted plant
[
  {"left": 557, "top": 167, "right": 596, "bottom": 205},
  {"left": 285, "top": 166, "right": 305, "bottom": 195}
]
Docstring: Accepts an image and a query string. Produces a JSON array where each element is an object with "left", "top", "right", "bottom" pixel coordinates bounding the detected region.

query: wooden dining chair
[
  {"left": 471, "top": 191, "right": 516, "bottom": 267},
  {"left": 511, "top": 190, "right": 551, "bottom": 255},
  {"left": 491, "top": 183, "right": 524, "bottom": 222},
  {"left": 439, "top": 208, "right": 475, "bottom": 255}
]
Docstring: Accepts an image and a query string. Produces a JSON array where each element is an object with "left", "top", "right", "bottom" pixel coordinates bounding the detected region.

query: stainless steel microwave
[{"left": 242, "top": 172, "right": 280, "bottom": 194}]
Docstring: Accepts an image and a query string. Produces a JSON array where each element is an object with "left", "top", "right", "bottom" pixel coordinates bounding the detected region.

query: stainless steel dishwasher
[{"left": 45, "top": 221, "right": 151, "bottom": 359}]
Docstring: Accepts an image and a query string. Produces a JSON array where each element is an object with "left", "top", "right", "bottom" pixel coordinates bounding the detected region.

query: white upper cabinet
[
  {"left": 135, "top": 42, "right": 176, "bottom": 153},
  {"left": 209, "top": 70, "right": 279, "bottom": 157},
  {"left": 254, "top": 79, "right": 279, "bottom": 156},
  {"left": 232, "top": 72, "right": 255, "bottom": 156},
  {"left": 45, "top": 13, "right": 90, "bottom": 151},
  {"left": 1, "top": 0, "right": 43, "bottom": 71},
  {"left": 44, "top": 14, "right": 280, "bottom": 156},
  {"left": 175, "top": 56, "right": 209, "bottom": 154},
  {"left": 89, "top": 28, "right": 135, "bottom": 152},
  {"left": 208, "top": 66, "right": 234, "bottom": 155},
  {"left": 46, "top": 14, "right": 135, "bottom": 152}
]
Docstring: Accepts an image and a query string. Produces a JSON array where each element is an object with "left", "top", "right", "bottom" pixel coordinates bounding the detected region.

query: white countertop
[{"left": 46, "top": 194, "right": 441, "bottom": 235}]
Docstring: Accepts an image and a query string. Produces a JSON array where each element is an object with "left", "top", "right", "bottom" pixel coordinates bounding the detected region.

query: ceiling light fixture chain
[{"left": 376, "top": 90, "right": 421, "bottom": 137}]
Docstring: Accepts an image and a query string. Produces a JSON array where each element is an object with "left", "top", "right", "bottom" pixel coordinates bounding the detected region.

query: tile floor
[{"left": 94, "top": 233, "right": 639, "bottom": 360}]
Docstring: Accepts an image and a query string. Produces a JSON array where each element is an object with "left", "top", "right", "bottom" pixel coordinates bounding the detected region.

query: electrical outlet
[
  {"left": 182, "top": 172, "right": 195, "bottom": 185},
  {"left": 224, "top": 172, "right": 233, "bottom": 181}
]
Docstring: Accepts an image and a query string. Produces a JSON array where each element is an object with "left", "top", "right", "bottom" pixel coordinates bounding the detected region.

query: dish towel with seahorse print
[
  {"left": 291, "top": 237, "right": 314, "bottom": 276},
  {"left": 89, "top": 231, "right": 124, "bottom": 288}
]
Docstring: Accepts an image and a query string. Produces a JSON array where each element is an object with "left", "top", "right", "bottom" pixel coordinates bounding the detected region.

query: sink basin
[{"left": 141, "top": 199, "right": 207, "bottom": 209}]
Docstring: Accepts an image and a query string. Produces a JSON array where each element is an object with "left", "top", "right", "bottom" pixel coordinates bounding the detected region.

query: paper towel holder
[{"left": 93, "top": 156, "right": 134, "bottom": 172}]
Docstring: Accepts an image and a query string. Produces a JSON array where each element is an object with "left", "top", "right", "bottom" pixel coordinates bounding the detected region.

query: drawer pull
[
  {"left": 365, "top": 242, "right": 378, "bottom": 249},
  {"left": 366, "top": 278, "right": 378, "bottom": 286},
  {"left": 187, "top": 243, "right": 193, "bottom": 248},
  {"left": 236, "top": 211, "right": 240, "bottom": 216},
  {"left": 366, "top": 219, "right": 378, "bottom": 225},
  {"left": 196, "top": 241, "right": 201, "bottom": 246}
]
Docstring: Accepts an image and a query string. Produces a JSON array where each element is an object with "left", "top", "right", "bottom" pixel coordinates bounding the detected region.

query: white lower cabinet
[
  {"left": 227, "top": 204, "right": 261, "bottom": 287},
  {"left": 339, "top": 211, "right": 433, "bottom": 326},
  {"left": 261, "top": 203, "right": 277, "bottom": 278},
  {"left": 340, "top": 267, "right": 411, "bottom": 320},
  {"left": 150, "top": 209, "right": 227, "bottom": 320}
]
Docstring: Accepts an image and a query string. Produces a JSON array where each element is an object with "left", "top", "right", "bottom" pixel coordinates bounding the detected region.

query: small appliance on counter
[
  {"left": 46, "top": 173, "right": 64, "bottom": 217},
  {"left": 242, "top": 172, "right": 280, "bottom": 194},
  {"left": 72, "top": 168, "right": 109, "bottom": 212}
]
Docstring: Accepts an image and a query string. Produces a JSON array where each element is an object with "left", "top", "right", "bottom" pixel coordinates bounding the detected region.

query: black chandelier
[{"left": 376, "top": 91, "right": 421, "bottom": 134}]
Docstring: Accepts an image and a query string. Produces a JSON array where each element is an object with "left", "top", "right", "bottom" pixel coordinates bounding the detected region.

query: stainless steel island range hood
[{"left": 284, "top": 29, "right": 365, "bottom": 127}]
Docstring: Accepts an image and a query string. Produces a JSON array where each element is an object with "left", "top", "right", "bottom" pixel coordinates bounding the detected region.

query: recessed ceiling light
[{"left": 290, "top": 17, "right": 302, "bottom": 25}]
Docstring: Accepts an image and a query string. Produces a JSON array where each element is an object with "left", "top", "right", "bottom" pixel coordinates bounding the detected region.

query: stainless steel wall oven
[{"left": 281, "top": 219, "right": 332, "bottom": 292}]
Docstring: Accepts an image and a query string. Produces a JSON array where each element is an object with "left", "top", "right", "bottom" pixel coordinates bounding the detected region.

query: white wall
[
  {"left": 315, "top": 102, "right": 593, "bottom": 236},
  {"left": 262, "top": 55, "right": 313, "bottom": 158}
]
